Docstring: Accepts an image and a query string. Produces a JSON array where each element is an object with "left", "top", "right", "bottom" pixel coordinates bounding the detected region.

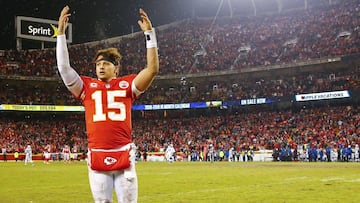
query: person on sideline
[
  {"left": 62, "top": 144, "right": 71, "bottom": 163},
  {"left": 56, "top": 6, "right": 159, "bottom": 203},
  {"left": 24, "top": 145, "right": 34, "bottom": 165},
  {"left": 14, "top": 150, "right": 19, "bottom": 162},
  {"left": 165, "top": 144, "right": 176, "bottom": 163},
  {"left": 2, "top": 146, "right": 7, "bottom": 162}
]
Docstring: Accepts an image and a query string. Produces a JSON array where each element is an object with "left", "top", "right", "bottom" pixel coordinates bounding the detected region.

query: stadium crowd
[
  {"left": 0, "top": 0, "right": 359, "bottom": 77},
  {"left": 0, "top": 114, "right": 86, "bottom": 156},
  {"left": 138, "top": 69, "right": 359, "bottom": 104},
  {"left": 1, "top": 104, "right": 359, "bottom": 162},
  {"left": 0, "top": 0, "right": 359, "bottom": 162},
  {"left": 1, "top": 67, "right": 359, "bottom": 105}
]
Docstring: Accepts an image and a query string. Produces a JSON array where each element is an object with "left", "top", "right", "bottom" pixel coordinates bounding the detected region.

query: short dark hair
[{"left": 93, "top": 47, "right": 122, "bottom": 66}]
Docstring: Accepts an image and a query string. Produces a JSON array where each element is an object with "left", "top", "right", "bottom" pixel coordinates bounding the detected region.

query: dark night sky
[
  {"left": 0, "top": 0, "right": 218, "bottom": 50},
  {"left": 0, "top": 0, "right": 327, "bottom": 50}
]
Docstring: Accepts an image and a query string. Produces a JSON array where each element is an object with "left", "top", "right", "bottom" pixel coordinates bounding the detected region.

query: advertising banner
[{"left": 16, "top": 16, "right": 72, "bottom": 43}]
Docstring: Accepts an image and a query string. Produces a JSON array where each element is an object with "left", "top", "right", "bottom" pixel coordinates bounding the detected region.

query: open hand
[
  {"left": 58, "top": 6, "right": 71, "bottom": 35},
  {"left": 137, "top": 8, "right": 152, "bottom": 31}
]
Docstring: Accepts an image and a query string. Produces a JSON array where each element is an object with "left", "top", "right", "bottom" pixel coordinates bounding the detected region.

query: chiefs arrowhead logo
[
  {"left": 119, "top": 81, "right": 129, "bottom": 89},
  {"left": 104, "top": 156, "right": 118, "bottom": 165}
]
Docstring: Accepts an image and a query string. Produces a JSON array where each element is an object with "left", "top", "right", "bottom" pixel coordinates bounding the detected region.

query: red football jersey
[{"left": 79, "top": 75, "right": 138, "bottom": 149}]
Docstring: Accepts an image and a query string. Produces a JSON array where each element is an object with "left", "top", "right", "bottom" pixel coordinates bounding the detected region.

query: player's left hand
[{"left": 138, "top": 8, "right": 152, "bottom": 31}]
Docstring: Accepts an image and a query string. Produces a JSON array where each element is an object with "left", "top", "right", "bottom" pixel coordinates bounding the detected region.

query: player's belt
[{"left": 90, "top": 143, "right": 133, "bottom": 152}]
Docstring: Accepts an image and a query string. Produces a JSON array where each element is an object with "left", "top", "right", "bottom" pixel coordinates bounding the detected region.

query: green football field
[{"left": 0, "top": 161, "right": 359, "bottom": 203}]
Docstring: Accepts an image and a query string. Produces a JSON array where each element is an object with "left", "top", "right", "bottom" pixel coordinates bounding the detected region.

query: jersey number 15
[{"left": 91, "top": 90, "right": 127, "bottom": 122}]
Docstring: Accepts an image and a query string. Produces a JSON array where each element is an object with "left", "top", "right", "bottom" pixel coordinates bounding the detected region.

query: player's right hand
[{"left": 58, "top": 6, "right": 71, "bottom": 35}]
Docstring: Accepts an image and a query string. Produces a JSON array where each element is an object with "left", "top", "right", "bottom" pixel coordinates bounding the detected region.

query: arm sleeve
[{"left": 56, "top": 34, "right": 83, "bottom": 97}]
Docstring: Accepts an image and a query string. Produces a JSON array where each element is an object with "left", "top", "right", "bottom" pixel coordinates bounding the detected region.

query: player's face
[{"left": 95, "top": 57, "right": 117, "bottom": 81}]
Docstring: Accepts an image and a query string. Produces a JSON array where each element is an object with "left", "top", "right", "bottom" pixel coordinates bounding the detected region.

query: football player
[{"left": 57, "top": 5, "right": 159, "bottom": 203}]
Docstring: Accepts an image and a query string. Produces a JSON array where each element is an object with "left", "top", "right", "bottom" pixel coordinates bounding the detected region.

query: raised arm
[
  {"left": 56, "top": 6, "right": 83, "bottom": 97},
  {"left": 133, "top": 8, "right": 159, "bottom": 92}
]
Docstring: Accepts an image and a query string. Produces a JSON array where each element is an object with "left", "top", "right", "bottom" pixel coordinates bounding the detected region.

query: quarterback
[{"left": 56, "top": 6, "right": 159, "bottom": 203}]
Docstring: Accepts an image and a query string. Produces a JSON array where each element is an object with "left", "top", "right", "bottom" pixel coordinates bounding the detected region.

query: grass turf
[{"left": 0, "top": 161, "right": 359, "bottom": 202}]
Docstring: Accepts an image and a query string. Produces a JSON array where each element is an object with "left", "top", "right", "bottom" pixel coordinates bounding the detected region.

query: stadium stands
[
  {"left": 0, "top": 0, "right": 359, "bottom": 161},
  {"left": 0, "top": 0, "right": 359, "bottom": 77}
]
